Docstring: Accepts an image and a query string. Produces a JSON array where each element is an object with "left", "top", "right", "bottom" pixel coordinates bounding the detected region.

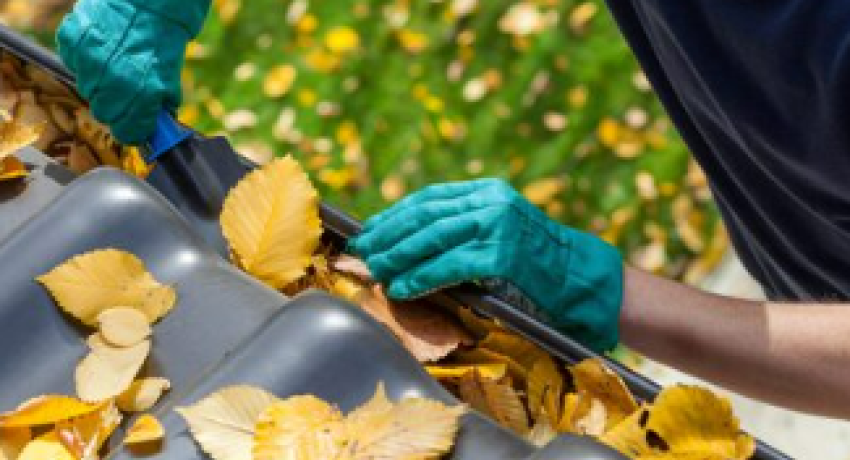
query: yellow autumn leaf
[
  {"left": 124, "top": 414, "right": 164, "bottom": 446},
  {"left": 221, "top": 156, "right": 323, "bottom": 290},
  {"left": 573, "top": 398, "right": 608, "bottom": 437},
  {"left": 397, "top": 29, "right": 428, "bottom": 53},
  {"left": 121, "top": 147, "right": 153, "bottom": 179},
  {"left": 252, "top": 395, "right": 344, "bottom": 460},
  {"left": 17, "top": 432, "right": 74, "bottom": 460},
  {"left": 426, "top": 363, "right": 508, "bottom": 382},
  {"left": 0, "top": 155, "right": 27, "bottom": 182},
  {"left": 56, "top": 402, "right": 122, "bottom": 459},
  {"left": 449, "top": 305, "right": 504, "bottom": 340},
  {"left": 325, "top": 26, "right": 360, "bottom": 54},
  {"left": 37, "top": 249, "right": 176, "bottom": 327},
  {"left": 0, "top": 396, "right": 103, "bottom": 428},
  {"left": 569, "top": 358, "right": 638, "bottom": 431},
  {"left": 0, "top": 111, "right": 42, "bottom": 162},
  {"left": 0, "top": 426, "right": 30, "bottom": 460},
  {"left": 601, "top": 385, "right": 755, "bottom": 459},
  {"left": 458, "top": 371, "right": 529, "bottom": 434},
  {"left": 526, "top": 355, "right": 563, "bottom": 425},
  {"left": 75, "top": 339, "right": 151, "bottom": 402},
  {"left": 117, "top": 378, "right": 171, "bottom": 413},
  {"left": 176, "top": 385, "right": 280, "bottom": 460},
  {"left": 451, "top": 347, "right": 527, "bottom": 382},
  {"left": 478, "top": 331, "right": 548, "bottom": 372},
  {"left": 97, "top": 307, "right": 152, "bottom": 348},
  {"left": 263, "top": 65, "right": 297, "bottom": 98},
  {"left": 338, "top": 383, "right": 465, "bottom": 459},
  {"left": 526, "top": 410, "right": 558, "bottom": 447},
  {"left": 558, "top": 393, "right": 582, "bottom": 433}
]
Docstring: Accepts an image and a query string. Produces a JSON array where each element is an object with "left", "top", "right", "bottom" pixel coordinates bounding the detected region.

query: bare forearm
[{"left": 619, "top": 267, "right": 850, "bottom": 418}]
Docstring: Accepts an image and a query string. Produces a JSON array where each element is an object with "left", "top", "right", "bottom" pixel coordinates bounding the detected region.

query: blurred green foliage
[{"left": 11, "top": 0, "right": 726, "bottom": 281}]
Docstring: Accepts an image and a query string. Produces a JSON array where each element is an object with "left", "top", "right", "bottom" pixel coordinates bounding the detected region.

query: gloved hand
[
  {"left": 349, "top": 179, "right": 624, "bottom": 352},
  {"left": 57, "top": 0, "right": 210, "bottom": 144}
]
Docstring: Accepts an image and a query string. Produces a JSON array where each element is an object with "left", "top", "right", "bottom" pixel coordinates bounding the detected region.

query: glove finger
[
  {"left": 66, "top": 2, "right": 135, "bottom": 101},
  {"left": 361, "top": 179, "right": 496, "bottom": 232},
  {"left": 365, "top": 210, "right": 486, "bottom": 282},
  {"left": 351, "top": 186, "right": 502, "bottom": 257},
  {"left": 385, "top": 240, "right": 501, "bottom": 300}
]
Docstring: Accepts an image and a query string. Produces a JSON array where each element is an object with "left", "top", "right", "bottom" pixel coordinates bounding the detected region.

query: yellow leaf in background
[
  {"left": 221, "top": 156, "right": 323, "bottom": 290},
  {"left": 0, "top": 155, "right": 27, "bottom": 182},
  {"left": 526, "top": 355, "right": 563, "bottom": 425},
  {"left": 397, "top": 29, "right": 429, "bottom": 53},
  {"left": 339, "top": 383, "right": 465, "bottom": 459},
  {"left": 601, "top": 386, "right": 754, "bottom": 459},
  {"left": 427, "top": 363, "right": 508, "bottom": 382},
  {"left": 56, "top": 402, "right": 121, "bottom": 459},
  {"left": 569, "top": 358, "right": 638, "bottom": 431},
  {"left": 0, "top": 426, "right": 30, "bottom": 460},
  {"left": 37, "top": 249, "right": 176, "bottom": 327},
  {"left": 75, "top": 339, "right": 151, "bottom": 402},
  {"left": 97, "top": 307, "right": 152, "bottom": 348},
  {"left": 263, "top": 65, "right": 297, "bottom": 98},
  {"left": 0, "top": 396, "right": 102, "bottom": 428},
  {"left": 522, "top": 177, "right": 565, "bottom": 207},
  {"left": 116, "top": 378, "right": 171, "bottom": 413},
  {"left": 123, "top": 414, "right": 164, "bottom": 446},
  {"left": 458, "top": 371, "right": 529, "bottom": 434},
  {"left": 176, "top": 385, "right": 280, "bottom": 460},
  {"left": 252, "top": 395, "right": 344, "bottom": 460},
  {"left": 325, "top": 26, "right": 360, "bottom": 54},
  {"left": 214, "top": 0, "right": 241, "bottom": 24},
  {"left": 17, "top": 432, "right": 74, "bottom": 460},
  {"left": 597, "top": 118, "right": 621, "bottom": 149}
]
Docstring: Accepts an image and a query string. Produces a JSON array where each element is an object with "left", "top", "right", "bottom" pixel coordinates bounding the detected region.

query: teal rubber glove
[
  {"left": 57, "top": 0, "right": 210, "bottom": 144},
  {"left": 349, "top": 179, "right": 624, "bottom": 353}
]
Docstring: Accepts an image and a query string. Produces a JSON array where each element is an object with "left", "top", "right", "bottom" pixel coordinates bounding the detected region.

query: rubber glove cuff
[
  {"left": 506, "top": 206, "right": 624, "bottom": 353},
  {"left": 548, "top": 228, "right": 623, "bottom": 353}
]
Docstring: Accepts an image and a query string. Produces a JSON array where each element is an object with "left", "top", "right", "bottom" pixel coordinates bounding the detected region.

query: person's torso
[{"left": 606, "top": 0, "right": 850, "bottom": 300}]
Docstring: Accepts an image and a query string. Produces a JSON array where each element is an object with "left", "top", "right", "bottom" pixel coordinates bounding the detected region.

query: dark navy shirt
[{"left": 606, "top": 1, "right": 850, "bottom": 300}]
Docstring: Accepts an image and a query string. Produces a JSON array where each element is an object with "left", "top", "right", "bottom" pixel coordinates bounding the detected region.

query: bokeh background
[{"left": 2, "top": 0, "right": 849, "bottom": 457}]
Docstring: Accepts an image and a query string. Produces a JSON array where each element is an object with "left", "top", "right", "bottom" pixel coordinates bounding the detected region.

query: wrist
[{"left": 561, "top": 229, "right": 624, "bottom": 352}]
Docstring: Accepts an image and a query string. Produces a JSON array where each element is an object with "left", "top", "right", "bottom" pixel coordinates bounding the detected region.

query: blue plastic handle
[{"left": 145, "top": 111, "right": 194, "bottom": 161}]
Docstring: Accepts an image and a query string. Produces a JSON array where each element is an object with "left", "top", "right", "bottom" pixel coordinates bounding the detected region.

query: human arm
[
  {"left": 57, "top": 0, "right": 211, "bottom": 144},
  {"left": 351, "top": 179, "right": 850, "bottom": 419},
  {"left": 620, "top": 267, "right": 850, "bottom": 419}
]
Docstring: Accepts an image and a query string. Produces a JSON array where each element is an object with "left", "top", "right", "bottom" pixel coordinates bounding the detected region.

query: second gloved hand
[
  {"left": 57, "top": 0, "right": 210, "bottom": 144},
  {"left": 349, "top": 179, "right": 624, "bottom": 353}
]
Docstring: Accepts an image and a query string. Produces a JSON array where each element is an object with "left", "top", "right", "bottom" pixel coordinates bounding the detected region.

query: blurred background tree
[{"left": 2, "top": 0, "right": 727, "bottom": 283}]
